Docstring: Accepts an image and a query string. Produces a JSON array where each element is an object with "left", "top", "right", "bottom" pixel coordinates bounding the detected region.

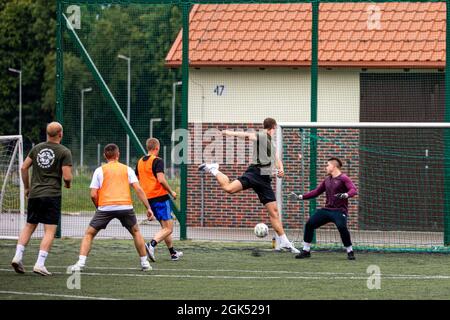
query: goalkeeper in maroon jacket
[{"left": 291, "top": 157, "right": 358, "bottom": 260}]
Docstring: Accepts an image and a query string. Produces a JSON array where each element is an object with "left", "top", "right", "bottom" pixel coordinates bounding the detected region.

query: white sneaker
[
  {"left": 141, "top": 260, "right": 152, "bottom": 271},
  {"left": 171, "top": 251, "right": 183, "bottom": 261},
  {"left": 11, "top": 258, "right": 25, "bottom": 274},
  {"left": 145, "top": 243, "right": 156, "bottom": 262},
  {"left": 198, "top": 163, "right": 219, "bottom": 174},
  {"left": 280, "top": 242, "right": 300, "bottom": 254},
  {"left": 33, "top": 264, "right": 52, "bottom": 276},
  {"left": 69, "top": 262, "right": 85, "bottom": 272}
]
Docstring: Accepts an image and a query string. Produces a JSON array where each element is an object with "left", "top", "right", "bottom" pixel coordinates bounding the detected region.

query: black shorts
[
  {"left": 237, "top": 166, "right": 276, "bottom": 205},
  {"left": 27, "top": 196, "right": 61, "bottom": 225},
  {"left": 89, "top": 209, "right": 137, "bottom": 232}
]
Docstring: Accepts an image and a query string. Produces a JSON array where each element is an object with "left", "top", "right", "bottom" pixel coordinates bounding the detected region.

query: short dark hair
[
  {"left": 104, "top": 143, "right": 119, "bottom": 159},
  {"left": 328, "top": 157, "right": 343, "bottom": 168},
  {"left": 146, "top": 138, "right": 160, "bottom": 151},
  {"left": 263, "top": 117, "right": 277, "bottom": 130}
]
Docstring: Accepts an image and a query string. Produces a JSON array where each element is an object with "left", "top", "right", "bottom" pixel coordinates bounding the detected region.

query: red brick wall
[{"left": 187, "top": 123, "right": 360, "bottom": 230}]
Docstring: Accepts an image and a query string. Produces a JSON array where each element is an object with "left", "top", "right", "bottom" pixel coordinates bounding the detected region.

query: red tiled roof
[{"left": 165, "top": 3, "right": 446, "bottom": 68}]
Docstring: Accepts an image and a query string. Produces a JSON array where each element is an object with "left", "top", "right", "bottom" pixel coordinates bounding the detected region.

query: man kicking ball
[
  {"left": 199, "top": 117, "right": 299, "bottom": 253},
  {"left": 291, "top": 157, "right": 358, "bottom": 260}
]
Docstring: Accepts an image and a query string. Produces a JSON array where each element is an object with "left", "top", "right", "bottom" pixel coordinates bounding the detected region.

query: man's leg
[
  {"left": 216, "top": 173, "right": 243, "bottom": 194},
  {"left": 79, "top": 226, "right": 99, "bottom": 257},
  {"left": 265, "top": 201, "right": 299, "bottom": 253},
  {"left": 69, "top": 226, "right": 98, "bottom": 271},
  {"left": 199, "top": 163, "right": 243, "bottom": 194},
  {"left": 301, "top": 210, "right": 331, "bottom": 252},
  {"left": 264, "top": 201, "right": 285, "bottom": 237},
  {"left": 128, "top": 224, "right": 152, "bottom": 270},
  {"left": 11, "top": 223, "right": 38, "bottom": 273},
  {"left": 156, "top": 220, "right": 184, "bottom": 261},
  {"left": 331, "top": 212, "right": 354, "bottom": 259},
  {"left": 153, "top": 219, "right": 174, "bottom": 243},
  {"left": 32, "top": 224, "right": 58, "bottom": 276}
]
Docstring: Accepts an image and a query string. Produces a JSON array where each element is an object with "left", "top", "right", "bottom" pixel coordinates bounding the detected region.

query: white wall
[{"left": 188, "top": 68, "right": 360, "bottom": 123}]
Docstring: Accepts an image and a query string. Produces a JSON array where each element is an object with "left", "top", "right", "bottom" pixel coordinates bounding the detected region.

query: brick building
[{"left": 166, "top": 3, "right": 446, "bottom": 234}]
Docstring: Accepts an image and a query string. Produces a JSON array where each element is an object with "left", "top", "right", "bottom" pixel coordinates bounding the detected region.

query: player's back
[{"left": 28, "top": 141, "right": 72, "bottom": 198}]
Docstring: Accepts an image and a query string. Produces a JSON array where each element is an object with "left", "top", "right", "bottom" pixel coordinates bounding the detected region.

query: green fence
[{"left": 56, "top": 0, "right": 450, "bottom": 252}]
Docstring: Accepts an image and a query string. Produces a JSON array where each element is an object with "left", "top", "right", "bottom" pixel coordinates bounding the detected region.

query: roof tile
[{"left": 166, "top": 3, "right": 446, "bottom": 67}]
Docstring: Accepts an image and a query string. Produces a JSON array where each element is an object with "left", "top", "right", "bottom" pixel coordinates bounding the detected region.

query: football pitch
[{"left": 1, "top": 239, "right": 450, "bottom": 300}]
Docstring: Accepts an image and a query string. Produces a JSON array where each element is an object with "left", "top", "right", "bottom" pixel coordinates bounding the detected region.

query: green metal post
[
  {"left": 310, "top": 0, "right": 319, "bottom": 244},
  {"left": 444, "top": 0, "right": 450, "bottom": 246},
  {"left": 179, "top": 1, "right": 190, "bottom": 240},
  {"left": 55, "top": 1, "right": 64, "bottom": 239},
  {"left": 62, "top": 14, "right": 146, "bottom": 155}
]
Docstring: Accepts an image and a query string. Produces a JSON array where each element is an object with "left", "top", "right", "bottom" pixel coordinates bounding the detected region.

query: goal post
[
  {"left": 0, "top": 135, "right": 25, "bottom": 240},
  {"left": 276, "top": 122, "right": 450, "bottom": 252}
]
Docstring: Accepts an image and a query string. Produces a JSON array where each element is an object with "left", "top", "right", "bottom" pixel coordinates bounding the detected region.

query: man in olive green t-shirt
[{"left": 11, "top": 122, "right": 73, "bottom": 276}]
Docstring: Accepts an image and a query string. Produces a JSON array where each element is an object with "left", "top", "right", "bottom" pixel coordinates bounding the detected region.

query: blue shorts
[{"left": 150, "top": 200, "right": 173, "bottom": 221}]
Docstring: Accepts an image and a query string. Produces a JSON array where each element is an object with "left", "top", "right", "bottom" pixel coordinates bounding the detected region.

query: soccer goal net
[
  {"left": 0, "top": 136, "right": 25, "bottom": 239},
  {"left": 276, "top": 122, "right": 450, "bottom": 253}
]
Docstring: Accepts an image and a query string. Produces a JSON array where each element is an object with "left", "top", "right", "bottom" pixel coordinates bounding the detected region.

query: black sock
[
  {"left": 169, "top": 247, "right": 176, "bottom": 255},
  {"left": 150, "top": 239, "right": 158, "bottom": 247}
]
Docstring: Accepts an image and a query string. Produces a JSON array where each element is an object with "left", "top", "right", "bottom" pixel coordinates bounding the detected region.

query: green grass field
[{"left": 1, "top": 239, "right": 450, "bottom": 300}]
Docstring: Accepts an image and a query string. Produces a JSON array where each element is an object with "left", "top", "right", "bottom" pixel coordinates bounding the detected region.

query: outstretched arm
[
  {"left": 301, "top": 180, "right": 326, "bottom": 200},
  {"left": 222, "top": 130, "right": 257, "bottom": 141}
]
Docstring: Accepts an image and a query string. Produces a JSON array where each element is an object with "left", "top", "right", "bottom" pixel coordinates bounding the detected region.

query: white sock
[
  {"left": 14, "top": 244, "right": 25, "bottom": 261},
  {"left": 78, "top": 255, "right": 87, "bottom": 265},
  {"left": 346, "top": 246, "right": 353, "bottom": 253},
  {"left": 36, "top": 250, "right": 48, "bottom": 267},
  {"left": 279, "top": 234, "right": 289, "bottom": 245},
  {"left": 140, "top": 256, "right": 148, "bottom": 265},
  {"left": 210, "top": 168, "right": 220, "bottom": 177},
  {"left": 303, "top": 242, "right": 311, "bottom": 252}
]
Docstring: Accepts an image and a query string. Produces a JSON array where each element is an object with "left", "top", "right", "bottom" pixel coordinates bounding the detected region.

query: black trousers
[{"left": 304, "top": 208, "right": 352, "bottom": 247}]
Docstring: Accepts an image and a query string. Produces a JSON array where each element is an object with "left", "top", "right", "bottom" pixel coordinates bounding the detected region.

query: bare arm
[
  {"left": 21, "top": 157, "right": 32, "bottom": 197},
  {"left": 90, "top": 188, "right": 99, "bottom": 208},
  {"left": 62, "top": 165, "right": 73, "bottom": 188},
  {"left": 157, "top": 172, "right": 177, "bottom": 199},
  {"left": 132, "top": 182, "right": 154, "bottom": 220},
  {"left": 222, "top": 130, "right": 257, "bottom": 141},
  {"left": 275, "top": 152, "right": 284, "bottom": 178}
]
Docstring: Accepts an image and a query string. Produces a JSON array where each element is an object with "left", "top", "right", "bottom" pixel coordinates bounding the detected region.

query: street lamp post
[
  {"left": 118, "top": 54, "right": 131, "bottom": 166},
  {"left": 8, "top": 68, "right": 22, "bottom": 136},
  {"left": 80, "top": 87, "right": 92, "bottom": 168},
  {"left": 171, "top": 81, "right": 182, "bottom": 178},
  {"left": 150, "top": 118, "right": 162, "bottom": 139}
]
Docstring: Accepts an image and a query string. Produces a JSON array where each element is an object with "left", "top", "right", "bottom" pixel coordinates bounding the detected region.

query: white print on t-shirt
[{"left": 37, "top": 148, "right": 55, "bottom": 169}]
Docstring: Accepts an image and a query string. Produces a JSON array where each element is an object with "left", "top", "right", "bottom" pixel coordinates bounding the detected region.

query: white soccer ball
[{"left": 254, "top": 223, "right": 269, "bottom": 238}]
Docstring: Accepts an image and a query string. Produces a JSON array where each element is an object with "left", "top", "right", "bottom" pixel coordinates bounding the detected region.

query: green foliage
[
  {"left": 0, "top": 1, "right": 182, "bottom": 158},
  {"left": 0, "top": 0, "right": 57, "bottom": 146}
]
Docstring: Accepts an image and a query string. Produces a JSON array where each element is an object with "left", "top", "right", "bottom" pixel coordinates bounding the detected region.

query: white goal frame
[
  {"left": 0, "top": 135, "right": 25, "bottom": 239},
  {"left": 275, "top": 122, "right": 450, "bottom": 219}
]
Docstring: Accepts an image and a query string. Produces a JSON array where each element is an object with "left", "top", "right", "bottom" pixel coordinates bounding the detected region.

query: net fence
[
  {"left": 54, "top": 0, "right": 450, "bottom": 251},
  {"left": 0, "top": 136, "right": 24, "bottom": 239},
  {"left": 279, "top": 125, "right": 450, "bottom": 251}
]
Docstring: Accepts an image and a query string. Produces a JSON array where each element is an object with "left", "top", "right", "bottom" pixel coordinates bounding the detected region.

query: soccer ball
[{"left": 254, "top": 223, "right": 269, "bottom": 238}]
